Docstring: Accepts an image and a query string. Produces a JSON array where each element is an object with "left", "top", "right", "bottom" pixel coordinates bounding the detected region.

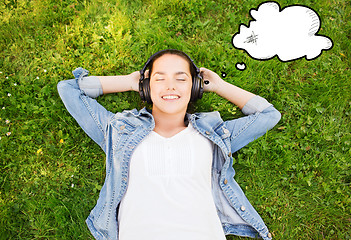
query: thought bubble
[
  {"left": 232, "top": 1, "right": 333, "bottom": 62},
  {"left": 235, "top": 62, "right": 246, "bottom": 71}
]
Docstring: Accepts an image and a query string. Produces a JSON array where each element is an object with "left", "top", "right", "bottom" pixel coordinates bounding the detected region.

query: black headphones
[{"left": 139, "top": 49, "right": 204, "bottom": 104}]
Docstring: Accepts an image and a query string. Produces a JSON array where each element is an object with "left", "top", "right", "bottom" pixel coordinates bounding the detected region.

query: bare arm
[
  {"left": 98, "top": 71, "right": 140, "bottom": 94},
  {"left": 200, "top": 67, "right": 255, "bottom": 109}
]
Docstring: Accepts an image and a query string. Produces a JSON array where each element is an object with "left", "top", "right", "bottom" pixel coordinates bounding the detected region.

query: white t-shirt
[{"left": 118, "top": 123, "right": 226, "bottom": 240}]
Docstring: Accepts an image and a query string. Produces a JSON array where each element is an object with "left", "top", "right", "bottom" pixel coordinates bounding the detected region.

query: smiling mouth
[{"left": 162, "top": 95, "right": 180, "bottom": 100}]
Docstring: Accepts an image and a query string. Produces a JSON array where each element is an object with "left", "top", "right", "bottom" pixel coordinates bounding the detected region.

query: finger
[{"left": 199, "top": 67, "right": 207, "bottom": 74}]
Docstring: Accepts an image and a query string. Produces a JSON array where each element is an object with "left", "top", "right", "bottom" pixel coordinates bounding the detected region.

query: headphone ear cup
[
  {"left": 143, "top": 77, "right": 152, "bottom": 104},
  {"left": 139, "top": 78, "right": 146, "bottom": 101},
  {"left": 190, "top": 74, "right": 204, "bottom": 102},
  {"left": 198, "top": 74, "right": 204, "bottom": 100},
  {"left": 139, "top": 77, "right": 152, "bottom": 103},
  {"left": 190, "top": 76, "right": 198, "bottom": 102}
]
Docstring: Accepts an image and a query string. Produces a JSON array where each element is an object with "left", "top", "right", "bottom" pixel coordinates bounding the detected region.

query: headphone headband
[{"left": 140, "top": 49, "right": 200, "bottom": 77}]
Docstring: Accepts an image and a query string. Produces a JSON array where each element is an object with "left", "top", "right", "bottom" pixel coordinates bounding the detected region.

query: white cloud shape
[
  {"left": 232, "top": 1, "right": 333, "bottom": 62},
  {"left": 235, "top": 62, "right": 246, "bottom": 71}
]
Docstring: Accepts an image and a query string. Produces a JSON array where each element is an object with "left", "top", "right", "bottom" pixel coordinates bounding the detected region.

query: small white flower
[
  {"left": 2, "top": 107, "right": 5, "bottom": 110},
  {"left": 13, "top": 83, "right": 17, "bottom": 86},
  {"left": 71, "top": 175, "right": 74, "bottom": 178},
  {"left": 5, "top": 120, "right": 10, "bottom": 124},
  {"left": 0, "top": 71, "right": 2, "bottom": 74},
  {"left": 0, "top": 136, "right": 2, "bottom": 140},
  {"left": 6, "top": 132, "right": 11, "bottom": 136},
  {"left": 71, "top": 183, "right": 74, "bottom": 188},
  {"left": 7, "top": 93, "right": 11, "bottom": 97},
  {"left": 36, "top": 76, "right": 39, "bottom": 79},
  {"left": 44, "top": 69, "right": 47, "bottom": 72},
  {"left": 6, "top": 76, "right": 8, "bottom": 79}
]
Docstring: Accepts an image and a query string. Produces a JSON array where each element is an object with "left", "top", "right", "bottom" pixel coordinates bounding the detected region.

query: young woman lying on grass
[{"left": 57, "top": 49, "right": 281, "bottom": 240}]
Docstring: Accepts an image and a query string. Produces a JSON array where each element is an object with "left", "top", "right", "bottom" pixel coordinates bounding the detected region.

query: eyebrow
[{"left": 153, "top": 71, "right": 190, "bottom": 77}]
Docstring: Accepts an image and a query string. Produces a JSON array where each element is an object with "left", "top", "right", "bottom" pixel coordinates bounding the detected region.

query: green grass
[{"left": 0, "top": 0, "right": 350, "bottom": 239}]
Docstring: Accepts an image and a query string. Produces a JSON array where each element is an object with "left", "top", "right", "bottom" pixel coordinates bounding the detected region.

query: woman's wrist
[
  {"left": 127, "top": 71, "right": 140, "bottom": 92},
  {"left": 210, "top": 76, "right": 225, "bottom": 94}
]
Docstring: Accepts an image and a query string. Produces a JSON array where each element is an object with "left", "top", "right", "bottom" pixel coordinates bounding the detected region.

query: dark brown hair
[{"left": 148, "top": 49, "right": 196, "bottom": 79}]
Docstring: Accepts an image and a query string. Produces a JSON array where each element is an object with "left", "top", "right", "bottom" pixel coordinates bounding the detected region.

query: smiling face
[{"left": 149, "top": 53, "right": 193, "bottom": 117}]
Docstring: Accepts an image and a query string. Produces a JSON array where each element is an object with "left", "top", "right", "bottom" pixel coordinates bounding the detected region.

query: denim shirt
[{"left": 57, "top": 68, "right": 281, "bottom": 240}]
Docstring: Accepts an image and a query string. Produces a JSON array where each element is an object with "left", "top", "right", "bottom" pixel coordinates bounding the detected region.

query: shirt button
[
  {"left": 267, "top": 232, "right": 272, "bottom": 238},
  {"left": 120, "top": 125, "right": 125, "bottom": 130},
  {"left": 228, "top": 152, "right": 232, "bottom": 157},
  {"left": 205, "top": 131, "right": 210, "bottom": 135},
  {"left": 240, "top": 205, "right": 246, "bottom": 211},
  {"left": 224, "top": 179, "right": 228, "bottom": 185},
  {"left": 224, "top": 129, "right": 229, "bottom": 134}
]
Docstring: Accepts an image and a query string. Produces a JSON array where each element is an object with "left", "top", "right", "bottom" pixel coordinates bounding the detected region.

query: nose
[{"left": 166, "top": 79, "right": 176, "bottom": 90}]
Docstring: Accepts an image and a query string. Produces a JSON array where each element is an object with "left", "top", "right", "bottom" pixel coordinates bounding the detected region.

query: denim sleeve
[
  {"left": 225, "top": 95, "right": 281, "bottom": 153},
  {"left": 78, "top": 76, "right": 103, "bottom": 98},
  {"left": 57, "top": 68, "right": 114, "bottom": 152}
]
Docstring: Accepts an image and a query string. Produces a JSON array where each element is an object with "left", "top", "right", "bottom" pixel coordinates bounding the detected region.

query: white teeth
[{"left": 162, "top": 95, "right": 179, "bottom": 100}]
